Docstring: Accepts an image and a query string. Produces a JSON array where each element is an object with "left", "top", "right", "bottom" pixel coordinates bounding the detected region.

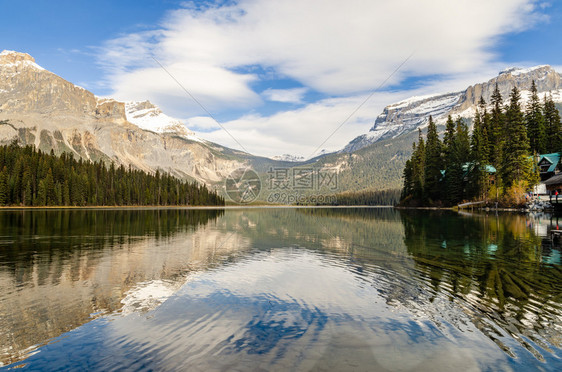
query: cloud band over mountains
[{"left": 97, "top": 0, "right": 547, "bottom": 157}]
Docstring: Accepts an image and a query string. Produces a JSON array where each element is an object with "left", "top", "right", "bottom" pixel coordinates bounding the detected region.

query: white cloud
[
  {"left": 186, "top": 116, "right": 221, "bottom": 131},
  {"left": 199, "top": 91, "right": 416, "bottom": 158},
  {"left": 96, "top": 0, "right": 546, "bottom": 156},
  {"left": 197, "top": 67, "right": 524, "bottom": 158},
  {"left": 262, "top": 88, "right": 308, "bottom": 104}
]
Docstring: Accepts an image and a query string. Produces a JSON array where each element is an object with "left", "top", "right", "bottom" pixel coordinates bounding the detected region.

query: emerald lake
[{"left": 0, "top": 208, "right": 561, "bottom": 371}]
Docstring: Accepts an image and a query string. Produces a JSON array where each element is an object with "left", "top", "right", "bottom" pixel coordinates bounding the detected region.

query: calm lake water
[{"left": 0, "top": 207, "right": 561, "bottom": 371}]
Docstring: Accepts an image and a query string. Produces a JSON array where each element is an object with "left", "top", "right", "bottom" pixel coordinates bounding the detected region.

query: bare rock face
[
  {"left": 455, "top": 65, "right": 562, "bottom": 112},
  {"left": 95, "top": 99, "right": 126, "bottom": 120},
  {"left": 0, "top": 50, "right": 249, "bottom": 186},
  {"left": 0, "top": 50, "right": 97, "bottom": 115}
]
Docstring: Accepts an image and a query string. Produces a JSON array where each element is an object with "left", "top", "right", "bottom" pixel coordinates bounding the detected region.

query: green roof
[{"left": 538, "top": 152, "right": 561, "bottom": 173}]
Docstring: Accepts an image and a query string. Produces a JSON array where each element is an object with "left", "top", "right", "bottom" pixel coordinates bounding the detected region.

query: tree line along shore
[
  {"left": 401, "top": 81, "right": 561, "bottom": 207},
  {"left": 0, "top": 142, "right": 225, "bottom": 207}
]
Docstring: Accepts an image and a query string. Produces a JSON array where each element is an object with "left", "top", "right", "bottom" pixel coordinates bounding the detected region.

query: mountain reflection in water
[{"left": 1, "top": 208, "right": 561, "bottom": 371}]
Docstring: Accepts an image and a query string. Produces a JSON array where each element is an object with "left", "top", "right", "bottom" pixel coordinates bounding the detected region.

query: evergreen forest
[
  {"left": 0, "top": 141, "right": 225, "bottom": 206},
  {"left": 401, "top": 81, "right": 562, "bottom": 206}
]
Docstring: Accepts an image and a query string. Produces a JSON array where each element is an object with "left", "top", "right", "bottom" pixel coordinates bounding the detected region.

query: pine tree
[
  {"left": 447, "top": 118, "right": 470, "bottom": 203},
  {"left": 526, "top": 80, "right": 546, "bottom": 154},
  {"left": 501, "top": 86, "right": 531, "bottom": 188},
  {"left": 489, "top": 83, "right": 504, "bottom": 168},
  {"left": 63, "top": 180, "right": 71, "bottom": 205},
  {"left": 478, "top": 96, "right": 491, "bottom": 164},
  {"left": 471, "top": 107, "right": 483, "bottom": 161},
  {"left": 37, "top": 179, "right": 47, "bottom": 205},
  {"left": 424, "top": 116, "right": 443, "bottom": 201},
  {"left": 469, "top": 103, "right": 490, "bottom": 199},
  {"left": 0, "top": 167, "right": 8, "bottom": 205},
  {"left": 412, "top": 129, "right": 426, "bottom": 200},
  {"left": 544, "top": 94, "right": 562, "bottom": 153},
  {"left": 443, "top": 115, "right": 456, "bottom": 166},
  {"left": 44, "top": 168, "right": 56, "bottom": 205},
  {"left": 24, "top": 181, "right": 32, "bottom": 206},
  {"left": 401, "top": 158, "right": 413, "bottom": 200}
]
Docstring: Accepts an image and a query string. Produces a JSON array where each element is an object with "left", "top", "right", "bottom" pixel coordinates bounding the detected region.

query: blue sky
[{"left": 1, "top": 0, "right": 561, "bottom": 157}]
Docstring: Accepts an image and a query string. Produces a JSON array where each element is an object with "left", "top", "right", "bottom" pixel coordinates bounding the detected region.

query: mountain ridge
[
  {"left": 0, "top": 50, "right": 290, "bottom": 188},
  {"left": 342, "top": 65, "right": 562, "bottom": 153}
]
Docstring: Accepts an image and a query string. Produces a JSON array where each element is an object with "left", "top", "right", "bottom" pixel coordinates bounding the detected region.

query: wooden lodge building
[
  {"left": 538, "top": 153, "right": 562, "bottom": 181},
  {"left": 538, "top": 153, "right": 562, "bottom": 194}
]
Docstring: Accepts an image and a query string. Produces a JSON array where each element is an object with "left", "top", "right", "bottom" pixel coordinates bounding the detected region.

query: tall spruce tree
[
  {"left": 447, "top": 118, "right": 470, "bottom": 204},
  {"left": 501, "top": 86, "right": 531, "bottom": 188},
  {"left": 443, "top": 115, "right": 456, "bottom": 165},
  {"left": 412, "top": 129, "right": 426, "bottom": 200},
  {"left": 402, "top": 158, "right": 413, "bottom": 200},
  {"left": 424, "top": 116, "right": 443, "bottom": 201},
  {"left": 489, "top": 83, "right": 504, "bottom": 169},
  {"left": 479, "top": 96, "right": 491, "bottom": 162},
  {"left": 544, "top": 94, "right": 562, "bottom": 153},
  {"left": 471, "top": 107, "right": 483, "bottom": 162},
  {"left": 0, "top": 167, "right": 8, "bottom": 205},
  {"left": 469, "top": 106, "right": 490, "bottom": 199},
  {"left": 526, "top": 80, "right": 546, "bottom": 154}
]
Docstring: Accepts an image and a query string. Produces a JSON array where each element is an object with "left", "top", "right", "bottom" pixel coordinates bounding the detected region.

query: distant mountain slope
[{"left": 343, "top": 65, "right": 562, "bottom": 153}]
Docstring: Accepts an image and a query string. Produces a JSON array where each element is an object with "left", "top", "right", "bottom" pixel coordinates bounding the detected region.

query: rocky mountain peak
[
  {"left": 0, "top": 50, "right": 38, "bottom": 66},
  {"left": 457, "top": 65, "right": 561, "bottom": 113},
  {"left": 0, "top": 50, "right": 96, "bottom": 115},
  {"left": 499, "top": 65, "right": 550, "bottom": 76},
  {"left": 125, "top": 100, "right": 198, "bottom": 140},
  {"left": 127, "top": 100, "right": 157, "bottom": 112}
]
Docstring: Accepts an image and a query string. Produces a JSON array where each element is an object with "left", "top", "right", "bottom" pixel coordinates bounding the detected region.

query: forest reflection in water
[
  {"left": 0, "top": 208, "right": 226, "bottom": 366},
  {"left": 0, "top": 207, "right": 561, "bottom": 370}
]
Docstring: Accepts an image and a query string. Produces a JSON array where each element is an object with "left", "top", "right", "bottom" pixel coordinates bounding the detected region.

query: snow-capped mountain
[
  {"left": 125, "top": 100, "right": 202, "bottom": 142},
  {"left": 342, "top": 65, "right": 562, "bottom": 153},
  {"left": 271, "top": 154, "right": 305, "bottom": 162},
  {"left": 343, "top": 92, "right": 461, "bottom": 153},
  {"left": 0, "top": 49, "right": 45, "bottom": 71},
  {"left": 0, "top": 50, "right": 273, "bottom": 185}
]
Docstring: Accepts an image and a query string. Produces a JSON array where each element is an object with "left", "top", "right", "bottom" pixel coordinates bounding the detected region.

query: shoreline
[
  {"left": 0, "top": 204, "right": 397, "bottom": 210},
  {"left": 0, "top": 204, "right": 546, "bottom": 212}
]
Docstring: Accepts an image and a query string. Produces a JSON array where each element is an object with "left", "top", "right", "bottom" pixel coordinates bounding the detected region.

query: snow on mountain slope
[
  {"left": 342, "top": 65, "right": 562, "bottom": 153},
  {"left": 343, "top": 92, "right": 461, "bottom": 153},
  {"left": 271, "top": 154, "right": 305, "bottom": 162},
  {"left": 125, "top": 101, "right": 203, "bottom": 142}
]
